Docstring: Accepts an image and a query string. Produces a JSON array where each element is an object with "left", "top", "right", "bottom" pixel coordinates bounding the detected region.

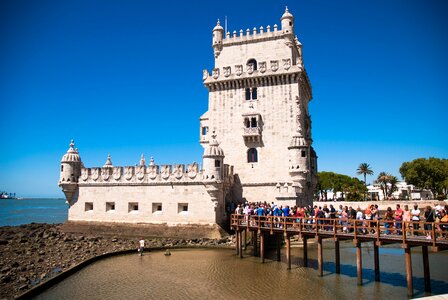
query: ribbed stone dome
[
  {"left": 61, "top": 140, "right": 81, "bottom": 163},
  {"left": 203, "top": 134, "right": 224, "bottom": 157},
  {"left": 213, "top": 20, "right": 224, "bottom": 31},
  {"left": 288, "top": 136, "right": 308, "bottom": 148},
  {"left": 281, "top": 7, "right": 294, "bottom": 21}
]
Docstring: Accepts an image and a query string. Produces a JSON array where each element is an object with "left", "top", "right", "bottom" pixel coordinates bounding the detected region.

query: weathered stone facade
[
  {"left": 58, "top": 8, "right": 317, "bottom": 229},
  {"left": 201, "top": 7, "right": 317, "bottom": 206}
]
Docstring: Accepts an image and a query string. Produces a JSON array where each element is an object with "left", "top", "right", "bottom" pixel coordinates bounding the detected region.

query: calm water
[
  {"left": 34, "top": 245, "right": 448, "bottom": 300},
  {"left": 0, "top": 198, "right": 67, "bottom": 226}
]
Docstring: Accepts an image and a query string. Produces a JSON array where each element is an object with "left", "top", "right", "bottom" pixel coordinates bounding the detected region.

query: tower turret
[
  {"left": 202, "top": 132, "right": 224, "bottom": 180},
  {"left": 58, "top": 139, "right": 82, "bottom": 204},
  {"left": 212, "top": 19, "right": 224, "bottom": 58},
  {"left": 281, "top": 6, "right": 294, "bottom": 34}
]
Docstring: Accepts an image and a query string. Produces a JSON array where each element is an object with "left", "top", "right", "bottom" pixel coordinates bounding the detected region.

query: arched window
[
  {"left": 247, "top": 59, "right": 257, "bottom": 70},
  {"left": 247, "top": 148, "right": 258, "bottom": 163},
  {"left": 245, "top": 87, "right": 257, "bottom": 101}
]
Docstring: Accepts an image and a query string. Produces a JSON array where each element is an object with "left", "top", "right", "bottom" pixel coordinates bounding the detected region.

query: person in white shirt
[
  {"left": 411, "top": 204, "right": 420, "bottom": 236},
  {"left": 138, "top": 238, "right": 145, "bottom": 256}
]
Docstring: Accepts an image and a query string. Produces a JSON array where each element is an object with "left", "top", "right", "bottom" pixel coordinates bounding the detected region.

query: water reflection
[{"left": 34, "top": 242, "right": 448, "bottom": 300}]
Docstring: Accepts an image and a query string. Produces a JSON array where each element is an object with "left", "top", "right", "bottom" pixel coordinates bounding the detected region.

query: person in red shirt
[{"left": 395, "top": 204, "right": 403, "bottom": 235}]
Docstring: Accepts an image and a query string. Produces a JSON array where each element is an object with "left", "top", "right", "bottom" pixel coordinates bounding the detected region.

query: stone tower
[
  {"left": 200, "top": 7, "right": 317, "bottom": 206},
  {"left": 58, "top": 139, "right": 82, "bottom": 204}
]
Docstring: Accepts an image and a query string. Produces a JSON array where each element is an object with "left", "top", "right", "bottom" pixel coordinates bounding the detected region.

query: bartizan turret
[
  {"left": 58, "top": 139, "right": 82, "bottom": 205},
  {"left": 212, "top": 20, "right": 224, "bottom": 58},
  {"left": 202, "top": 132, "right": 224, "bottom": 181},
  {"left": 281, "top": 6, "right": 294, "bottom": 34}
]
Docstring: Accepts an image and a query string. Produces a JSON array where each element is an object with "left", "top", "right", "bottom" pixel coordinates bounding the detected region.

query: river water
[{"left": 34, "top": 242, "right": 448, "bottom": 300}]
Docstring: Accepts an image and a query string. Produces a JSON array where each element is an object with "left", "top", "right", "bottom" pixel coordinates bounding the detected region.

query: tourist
[
  {"left": 384, "top": 207, "right": 394, "bottom": 235},
  {"left": 138, "top": 238, "right": 145, "bottom": 256},
  {"left": 438, "top": 209, "right": 448, "bottom": 239},
  {"left": 341, "top": 206, "right": 349, "bottom": 233},
  {"left": 411, "top": 204, "right": 420, "bottom": 236},
  {"left": 395, "top": 204, "right": 403, "bottom": 235},
  {"left": 424, "top": 206, "right": 435, "bottom": 240},
  {"left": 403, "top": 205, "right": 411, "bottom": 235}
]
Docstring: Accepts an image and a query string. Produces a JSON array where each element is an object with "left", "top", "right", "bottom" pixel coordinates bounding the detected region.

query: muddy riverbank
[{"left": 0, "top": 223, "right": 233, "bottom": 299}]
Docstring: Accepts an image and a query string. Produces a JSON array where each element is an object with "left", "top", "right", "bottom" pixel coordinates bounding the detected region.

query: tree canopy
[
  {"left": 399, "top": 157, "right": 448, "bottom": 197},
  {"left": 356, "top": 163, "right": 374, "bottom": 185},
  {"left": 317, "top": 171, "right": 367, "bottom": 201}
]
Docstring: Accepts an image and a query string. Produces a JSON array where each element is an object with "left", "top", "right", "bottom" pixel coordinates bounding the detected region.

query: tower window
[
  {"left": 85, "top": 202, "right": 93, "bottom": 212},
  {"left": 106, "top": 202, "right": 115, "bottom": 212},
  {"left": 61, "top": 165, "right": 64, "bottom": 172},
  {"left": 247, "top": 59, "right": 257, "bottom": 70},
  {"left": 215, "top": 160, "right": 221, "bottom": 167},
  {"left": 178, "top": 203, "right": 189, "bottom": 214},
  {"left": 247, "top": 148, "right": 258, "bottom": 163},
  {"left": 152, "top": 203, "right": 162, "bottom": 213},
  {"left": 202, "top": 126, "right": 208, "bottom": 135},
  {"left": 245, "top": 88, "right": 258, "bottom": 101},
  {"left": 301, "top": 150, "right": 306, "bottom": 157},
  {"left": 250, "top": 117, "right": 257, "bottom": 128}
]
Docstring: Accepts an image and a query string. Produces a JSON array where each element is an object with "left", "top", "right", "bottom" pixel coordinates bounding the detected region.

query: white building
[
  {"left": 58, "top": 8, "right": 317, "bottom": 231},
  {"left": 367, "top": 182, "right": 434, "bottom": 201}
]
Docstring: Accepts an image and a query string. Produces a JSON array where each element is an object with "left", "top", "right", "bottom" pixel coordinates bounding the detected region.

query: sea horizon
[{"left": 0, "top": 198, "right": 68, "bottom": 227}]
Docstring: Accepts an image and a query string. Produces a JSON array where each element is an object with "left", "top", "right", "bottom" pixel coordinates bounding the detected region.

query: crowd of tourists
[{"left": 230, "top": 201, "right": 448, "bottom": 239}]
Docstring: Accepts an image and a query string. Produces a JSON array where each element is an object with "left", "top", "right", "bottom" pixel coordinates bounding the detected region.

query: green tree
[
  {"left": 356, "top": 163, "right": 374, "bottom": 186},
  {"left": 317, "top": 172, "right": 367, "bottom": 201},
  {"left": 375, "top": 172, "right": 391, "bottom": 198},
  {"left": 399, "top": 157, "right": 448, "bottom": 197}
]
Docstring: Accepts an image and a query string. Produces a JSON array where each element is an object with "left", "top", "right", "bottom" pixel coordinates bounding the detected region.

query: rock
[
  {"left": 38, "top": 250, "right": 45, "bottom": 255},
  {"left": 11, "top": 262, "right": 19, "bottom": 268},
  {"left": 18, "top": 284, "right": 28, "bottom": 290},
  {"left": 0, "top": 239, "right": 8, "bottom": 245},
  {"left": 1, "top": 266, "right": 10, "bottom": 273},
  {"left": 1, "top": 275, "right": 11, "bottom": 283},
  {"left": 111, "top": 238, "right": 118, "bottom": 242}
]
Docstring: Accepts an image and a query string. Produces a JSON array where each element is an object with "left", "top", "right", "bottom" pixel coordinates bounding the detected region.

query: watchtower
[{"left": 201, "top": 7, "right": 317, "bottom": 205}]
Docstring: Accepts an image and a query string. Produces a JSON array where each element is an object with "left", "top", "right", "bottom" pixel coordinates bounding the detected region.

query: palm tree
[
  {"left": 376, "top": 172, "right": 391, "bottom": 200},
  {"left": 357, "top": 163, "right": 374, "bottom": 186}
]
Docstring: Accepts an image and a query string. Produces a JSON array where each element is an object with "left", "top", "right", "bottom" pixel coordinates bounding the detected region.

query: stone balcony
[{"left": 243, "top": 127, "right": 261, "bottom": 142}]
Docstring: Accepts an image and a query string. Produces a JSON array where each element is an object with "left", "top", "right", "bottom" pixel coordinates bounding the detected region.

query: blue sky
[{"left": 0, "top": 0, "right": 447, "bottom": 197}]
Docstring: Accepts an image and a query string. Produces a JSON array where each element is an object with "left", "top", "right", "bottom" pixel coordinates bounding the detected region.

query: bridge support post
[
  {"left": 239, "top": 231, "right": 243, "bottom": 258},
  {"left": 405, "top": 246, "right": 413, "bottom": 298},
  {"left": 285, "top": 234, "right": 291, "bottom": 270},
  {"left": 243, "top": 229, "right": 247, "bottom": 250},
  {"left": 335, "top": 239, "right": 340, "bottom": 274},
  {"left": 252, "top": 231, "right": 258, "bottom": 256},
  {"left": 317, "top": 236, "right": 323, "bottom": 277},
  {"left": 356, "top": 241, "right": 362, "bottom": 285},
  {"left": 422, "top": 245, "right": 431, "bottom": 293},
  {"left": 276, "top": 234, "right": 281, "bottom": 261},
  {"left": 236, "top": 230, "right": 240, "bottom": 256},
  {"left": 260, "top": 232, "right": 265, "bottom": 263},
  {"left": 374, "top": 242, "right": 380, "bottom": 282},
  {"left": 303, "top": 237, "right": 308, "bottom": 267}
]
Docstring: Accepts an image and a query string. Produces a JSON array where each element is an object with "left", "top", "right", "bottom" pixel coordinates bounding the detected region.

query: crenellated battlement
[
  {"left": 221, "top": 24, "right": 291, "bottom": 46},
  {"left": 79, "top": 162, "right": 234, "bottom": 185}
]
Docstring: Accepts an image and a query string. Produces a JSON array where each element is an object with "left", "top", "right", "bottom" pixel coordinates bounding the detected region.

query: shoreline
[{"left": 0, "top": 223, "right": 234, "bottom": 299}]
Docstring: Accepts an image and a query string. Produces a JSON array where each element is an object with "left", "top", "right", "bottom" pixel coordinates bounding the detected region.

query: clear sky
[{"left": 0, "top": 0, "right": 447, "bottom": 197}]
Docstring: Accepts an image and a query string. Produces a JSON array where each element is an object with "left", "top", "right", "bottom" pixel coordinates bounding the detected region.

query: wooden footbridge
[{"left": 230, "top": 214, "right": 448, "bottom": 298}]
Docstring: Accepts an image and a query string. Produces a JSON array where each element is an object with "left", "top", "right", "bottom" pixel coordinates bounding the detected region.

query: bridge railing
[{"left": 230, "top": 214, "right": 447, "bottom": 246}]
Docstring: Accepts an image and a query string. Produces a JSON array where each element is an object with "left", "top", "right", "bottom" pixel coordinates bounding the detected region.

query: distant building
[
  {"left": 58, "top": 8, "right": 317, "bottom": 230},
  {"left": 366, "top": 182, "right": 434, "bottom": 201}
]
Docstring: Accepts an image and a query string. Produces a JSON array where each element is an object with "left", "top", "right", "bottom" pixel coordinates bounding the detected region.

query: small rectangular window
[
  {"left": 128, "top": 202, "right": 139, "bottom": 212},
  {"left": 215, "top": 160, "right": 221, "bottom": 167},
  {"left": 106, "top": 202, "right": 115, "bottom": 212},
  {"left": 61, "top": 165, "right": 64, "bottom": 172},
  {"left": 202, "top": 126, "right": 208, "bottom": 135},
  {"left": 301, "top": 150, "right": 306, "bottom": 157},
  {"left": 152, "top": 203, "right": 162, "bottom": 213},
  {"left": 178, "top": 203, "right": 188, "bottom": 214},
  {"left": 85, "top": 202, "right": 93, "bottom": 212}
]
